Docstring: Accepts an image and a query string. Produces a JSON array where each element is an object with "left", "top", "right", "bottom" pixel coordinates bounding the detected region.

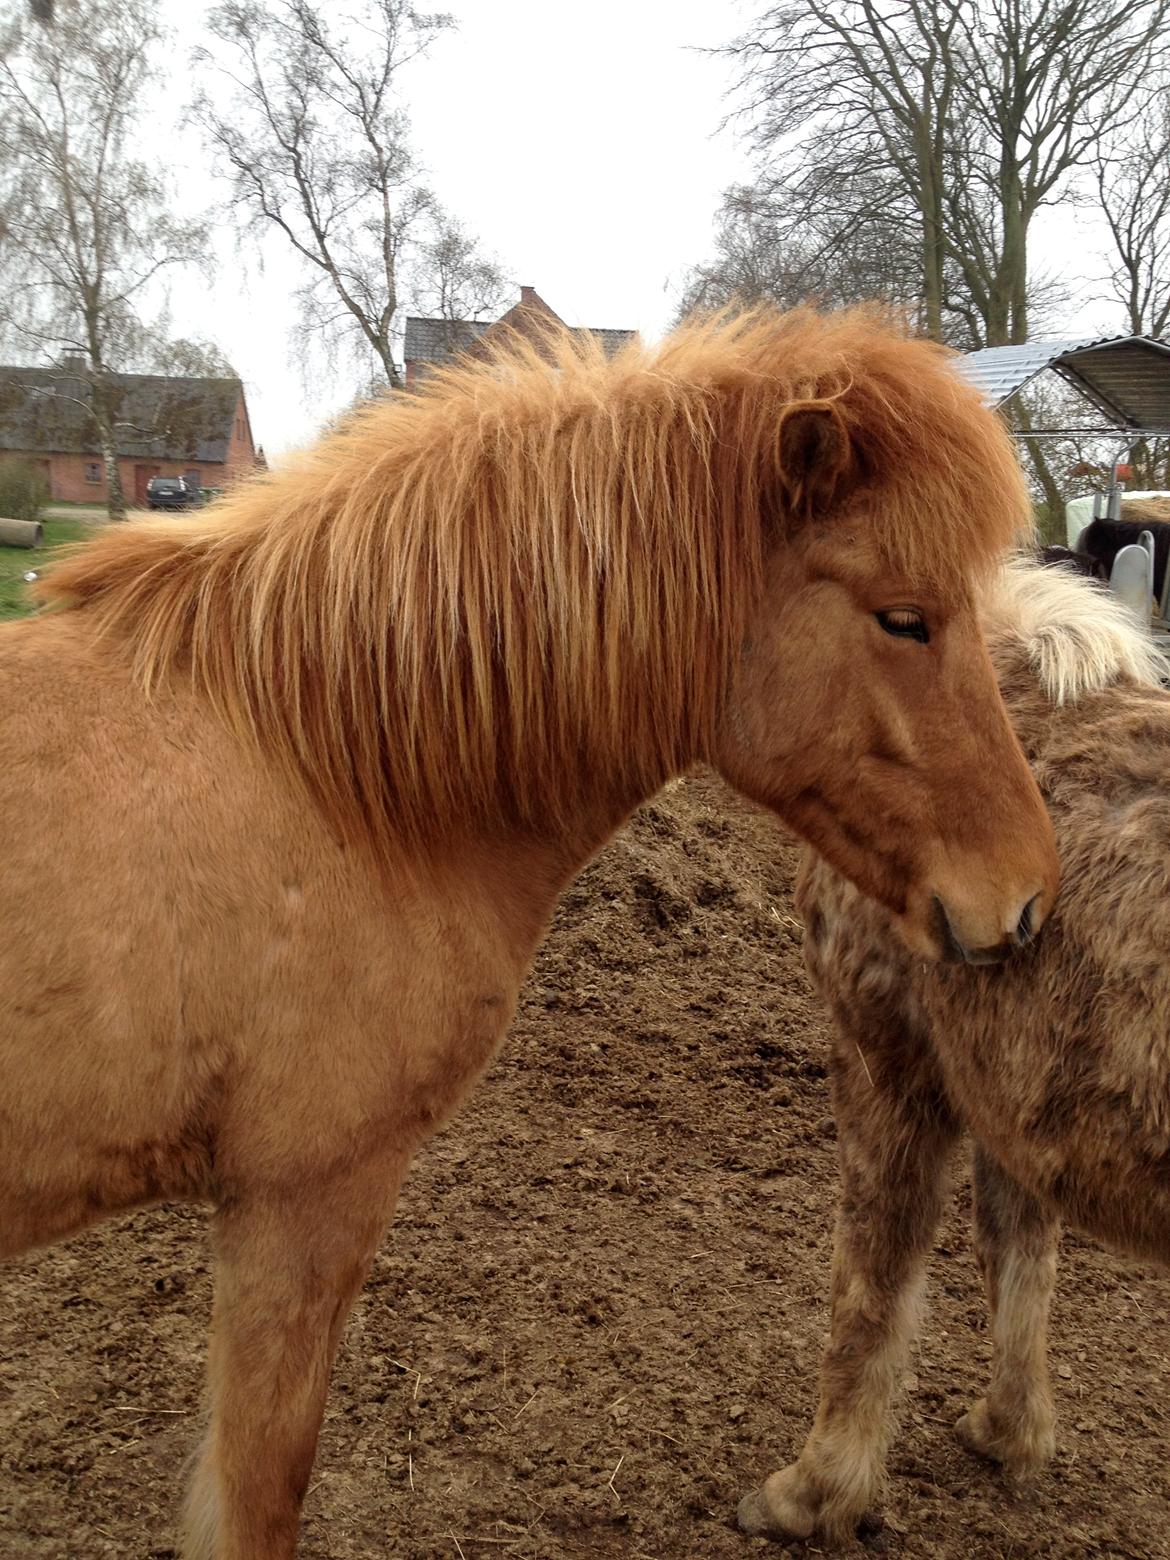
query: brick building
[
  {"left": 0, "top": 357, "right": 263, "bottom": 506},
  {"left": 403, "top": 286, "right": 635, "bottom": 390}
]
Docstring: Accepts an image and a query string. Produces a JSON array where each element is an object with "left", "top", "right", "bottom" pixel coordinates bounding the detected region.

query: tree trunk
[
  {"left": 99, "top": 433, "right": 127, "bottom": 521},
  {"left": 1013, "top": 400, "right": 1065, "bottom": 541},
  {"left": 88, "top": 371, "right": 127, "bottom": 521},
  {"left": 917, "top": 126, "right": 946, "bottom": 342},
  {"left": 375, "top": 338, "right": 403, "bottom": 391},
  {"left": 920, "top": 197, "right": 945, "bottom": 341},
  {"left": 84, "top": 327, "right": 127, "bottom": 520},
  {"left": 999, "top": 166, "right": 1029, "bottom": 345}
]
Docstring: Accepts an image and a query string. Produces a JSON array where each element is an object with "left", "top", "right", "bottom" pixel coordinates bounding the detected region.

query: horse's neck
[{"left": 425, "top": 790, "right": 651, "bottom": 970}]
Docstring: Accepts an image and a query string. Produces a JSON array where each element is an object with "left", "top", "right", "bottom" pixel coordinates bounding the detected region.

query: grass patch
[{"left": 0, "top": 518, "right": 97, "bottom": 621}]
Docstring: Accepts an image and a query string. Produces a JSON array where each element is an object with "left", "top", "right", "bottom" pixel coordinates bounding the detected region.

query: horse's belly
[
  {"left": 0, "top": 882, "right": 222, "bottom": 1241},
  {"left": 0, "top": 618, "right": 547, "bottom": 1239}
]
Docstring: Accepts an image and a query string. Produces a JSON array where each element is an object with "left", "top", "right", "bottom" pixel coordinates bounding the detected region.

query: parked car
[{"left": 146, "top": 476, "right": 197, "bottom": 511}]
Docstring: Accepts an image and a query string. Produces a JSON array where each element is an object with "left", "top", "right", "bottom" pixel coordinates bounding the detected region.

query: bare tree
[
  {"left": 677, "top": 175, "right": 927, "bottom": 326},
  {"left": 124, "top": 335, "right": 239, "bottom": 379},
  {"left": 411, "top": 214, "right": 509, "bottom": 329},
  {"left": 196, "top": 0, "right": 504, "bottom": 390},
  {"left": 720, "top": 0, "right": 1170, "bottom": 348},
  {"left": 1096, "top": 94, "right": 1170, "bottom": 341},
  {"left": 1090, "top": 90, "right": 1170, "bottom": 491},
  {"left": 719, "top": 3, "right": 957, "bottom": 337},
  {"left": 0, "top": 0, "right": 207, "bottom": 517}
]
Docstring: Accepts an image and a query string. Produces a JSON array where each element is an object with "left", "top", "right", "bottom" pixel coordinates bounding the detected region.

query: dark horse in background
[
  {"left": 1078, "top": 516, "right": 1170, "bottom": 599},
  {"left": 1038, "top": 544, "right": 1107, "bottom": 581}
]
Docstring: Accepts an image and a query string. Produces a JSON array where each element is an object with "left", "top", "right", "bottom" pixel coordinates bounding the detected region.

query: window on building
[{"left": 84, "top": 462, "right": 101, "bottom": 483}]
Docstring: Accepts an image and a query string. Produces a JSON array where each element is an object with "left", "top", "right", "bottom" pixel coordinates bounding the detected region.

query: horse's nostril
[
  {"left": 931, "top": 896, "right": 966, "bottom": 964},
  {"left": 1015, "top": 892, "right": 1043, "bottom": 947}
]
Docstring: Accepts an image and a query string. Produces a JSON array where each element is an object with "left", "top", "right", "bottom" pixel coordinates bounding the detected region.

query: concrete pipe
[{"left": 0, "top": 517, "right": 45, "bottom": 548}]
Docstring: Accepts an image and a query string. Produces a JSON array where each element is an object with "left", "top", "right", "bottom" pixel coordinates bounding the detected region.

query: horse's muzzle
[{"left": 933, "top": 891, "right": 1043, "bottom": 966}]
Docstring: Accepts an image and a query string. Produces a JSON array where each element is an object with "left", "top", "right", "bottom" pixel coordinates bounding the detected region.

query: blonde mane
[
  {"left": 42, "top": 307, "right": 1029, "bottom": 860},
  {"left": 982, "top": 556, "right": 1168, "bottom": 704}
]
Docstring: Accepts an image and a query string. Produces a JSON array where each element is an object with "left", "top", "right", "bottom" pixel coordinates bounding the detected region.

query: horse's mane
[
  {"left": 42, "top": 306, "right": 1028, "bottom": 859},
  {"left": 982, "top": 556, "right": 1167, "bottom": 705}
]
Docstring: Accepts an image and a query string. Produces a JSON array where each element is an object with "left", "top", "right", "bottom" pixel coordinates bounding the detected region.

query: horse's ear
[{"left": 776, "top": 401, "right": 855, "bottom": 517}]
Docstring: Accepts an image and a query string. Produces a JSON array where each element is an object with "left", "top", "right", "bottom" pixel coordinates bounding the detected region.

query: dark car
[{"left": 146, "top": 476, "right": 197, "bottom": 511}]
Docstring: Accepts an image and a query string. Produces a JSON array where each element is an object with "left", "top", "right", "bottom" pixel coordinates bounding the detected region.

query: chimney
[{"left": 519, "top": 286, "right": 537, "bottom": 306}]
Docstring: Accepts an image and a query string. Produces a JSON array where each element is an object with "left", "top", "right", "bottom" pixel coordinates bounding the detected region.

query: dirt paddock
[{"left": 2, "top": 776, "right": 1167, "bottom": 1559}]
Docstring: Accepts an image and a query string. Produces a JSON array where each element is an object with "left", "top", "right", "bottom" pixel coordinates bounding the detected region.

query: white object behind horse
[
  {"left": 1065, "top": 494, "right": 1095, "bottom": 548},
  {"left": 1110, "top": 539, "right": 1154, "bottom": 623}
]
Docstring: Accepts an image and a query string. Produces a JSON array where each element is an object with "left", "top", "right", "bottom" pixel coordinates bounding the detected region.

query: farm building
[
  {"left": 0, "top": 355, "right": 263, "bottom": 505},
  {"left": 404, "top": 285, "right": 636, "bottom": 389}
]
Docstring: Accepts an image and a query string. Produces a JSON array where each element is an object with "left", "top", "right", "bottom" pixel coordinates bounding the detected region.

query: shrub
[{"left": 0, "top": 458, "right": 49, "bottom": 524}]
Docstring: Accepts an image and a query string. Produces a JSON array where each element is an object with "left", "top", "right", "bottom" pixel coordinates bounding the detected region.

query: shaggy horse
[
  {"left": 739, "top": 558, "right": 1169, "bottom": 1546},
  {"left": 1, "top": 309, "right": 1057, "bottom": 1559}
]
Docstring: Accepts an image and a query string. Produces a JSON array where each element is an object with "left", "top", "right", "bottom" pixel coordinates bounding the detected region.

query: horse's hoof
[
  {"left": 956, "top": 1398, "right": 1009, "bottom": 1464},
  {"left": 737, "top": 1489, "right": 774, "bottom": 1536},
  {"left": 737, "top": 1468, "right": 817, "bottom": 1540},
  {"left": 956, "top": 1399, "right": 1055, "bottom": 1476}
]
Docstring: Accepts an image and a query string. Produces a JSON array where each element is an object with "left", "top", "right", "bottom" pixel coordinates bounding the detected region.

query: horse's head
[{"left": 715, "top": 399, "right": 1059, "bottom": 965}]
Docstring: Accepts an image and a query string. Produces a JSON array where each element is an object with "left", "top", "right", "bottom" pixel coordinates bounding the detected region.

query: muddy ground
[{"left": 2, "top": 775, "right": 1167, "bottom": 1559}]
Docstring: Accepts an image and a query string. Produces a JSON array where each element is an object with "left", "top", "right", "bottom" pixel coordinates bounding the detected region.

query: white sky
[
  {"left": 156, "top": 0, "right": 757, "bottom": 458},
  {"left": 152, "top": 0, "right": 1126, "bottom": 460}
]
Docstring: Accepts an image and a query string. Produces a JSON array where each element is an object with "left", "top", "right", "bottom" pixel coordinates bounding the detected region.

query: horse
[
  {"left": 0, "top": 306, "right": 1058, "bottom": 1559},
  {"left": 1078, "top": 514, "right": 1170, "bottom": 600},
  {"left": 738, "top": 557, "right": 1169, "bottom": 1546},
  {"left": 1037, "top": 542, "right": 1107, "bottom": 582}
]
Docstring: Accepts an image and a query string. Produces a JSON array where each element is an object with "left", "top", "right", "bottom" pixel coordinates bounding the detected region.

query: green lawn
[{"left": 0, "top": 518, "right": 97, "bottom": 621}]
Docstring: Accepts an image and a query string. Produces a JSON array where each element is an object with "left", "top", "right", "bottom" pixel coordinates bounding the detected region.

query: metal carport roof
[{"left": 955, "top": 334, "right": 1170, "bottom": 436}]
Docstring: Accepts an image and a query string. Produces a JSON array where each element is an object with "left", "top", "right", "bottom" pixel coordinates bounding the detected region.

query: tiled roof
[
  {"left": 956, "top": 335, "right": 1170, "bottom": 433},
  {"left": 0, "top": 365, "right": 243, "bottom": 461},
  {"left": 404, "top": 291, "right": 637, "bottom": 377},
  {"left": 585, "top": 327, "right": 639, "bottom": 357},
  {"left": 402, "top": 317, "right": 491, "bottom": 368}
]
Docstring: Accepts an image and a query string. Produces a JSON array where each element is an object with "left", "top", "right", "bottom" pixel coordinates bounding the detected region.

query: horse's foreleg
[
  {"left": 738, "top": 1021, "right": 958, "bottom": 1544},
  {"left": 955, "top": 1144, "right": 1059, "bottom": 1476},
  {"left": 181, "top": 1152, "right": 408, "bottom": 1560}
]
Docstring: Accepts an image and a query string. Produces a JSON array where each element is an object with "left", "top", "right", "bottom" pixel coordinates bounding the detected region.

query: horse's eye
[{"left": 875, "top": 608, "right": 929, "bottom": 644}]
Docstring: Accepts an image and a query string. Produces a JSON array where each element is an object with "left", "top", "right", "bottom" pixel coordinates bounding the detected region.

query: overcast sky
[
  {"left": 154, "top": 0, "right": 758, "bottom": 459},
  {"left": 153, "top": 0, "right": 1124, "bottom": 461}
]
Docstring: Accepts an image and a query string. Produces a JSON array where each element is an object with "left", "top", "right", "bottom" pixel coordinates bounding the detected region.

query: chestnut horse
[
  {"left": 739, "top": 558, "right": 1168, "bottom": 1546},
  {"left": 1, "top": 309, "right": 1056, "bottom": 1558}
]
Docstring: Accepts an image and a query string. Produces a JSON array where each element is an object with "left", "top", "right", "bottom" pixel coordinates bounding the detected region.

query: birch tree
[
  {"left": 196, "top": 0, "right": 504, "bottom": 389},
  {"left": 0, "top": 0, "right": 207, "bottom": 517}
]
